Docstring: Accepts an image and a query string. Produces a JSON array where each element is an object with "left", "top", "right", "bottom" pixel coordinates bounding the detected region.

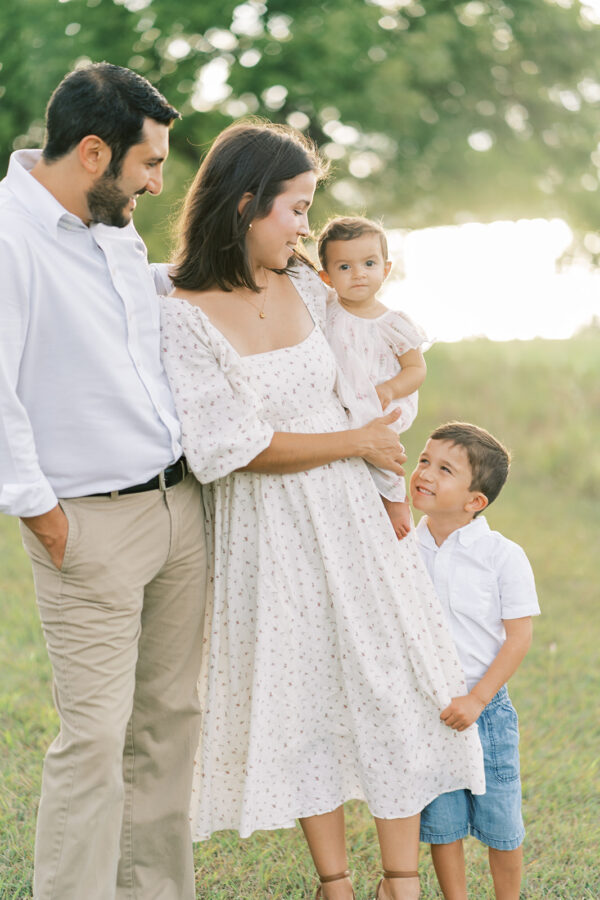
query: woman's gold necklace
[{"left": 239, "top": 275, "right": 269, "bottom": 319}]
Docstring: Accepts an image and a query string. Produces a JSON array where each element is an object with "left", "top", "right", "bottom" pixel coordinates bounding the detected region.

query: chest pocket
[{"left": 448, "top": 566, "right": 498, "bottom": 617}]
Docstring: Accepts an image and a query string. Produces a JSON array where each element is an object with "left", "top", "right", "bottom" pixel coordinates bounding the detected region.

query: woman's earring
[{"left": 248, "top": 223, "right": 253, "bottom": 230}]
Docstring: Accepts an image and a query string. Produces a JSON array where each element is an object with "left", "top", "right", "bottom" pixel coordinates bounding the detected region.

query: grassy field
[{"left": 1, "top": 331, "right": 599, "bottom": 899}]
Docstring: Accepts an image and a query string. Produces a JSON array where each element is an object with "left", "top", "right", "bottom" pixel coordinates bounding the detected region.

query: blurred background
[
  {"left": 1, "top": 3, "right": 599, "bottom": 897},
  {"left": 2, "top": 0, "right": 600, "bottom": 341}
]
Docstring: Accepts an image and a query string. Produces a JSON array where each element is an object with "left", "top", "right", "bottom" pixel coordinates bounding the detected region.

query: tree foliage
[{"left": 3, "top": 0, "right": 600, "bottom": 245}]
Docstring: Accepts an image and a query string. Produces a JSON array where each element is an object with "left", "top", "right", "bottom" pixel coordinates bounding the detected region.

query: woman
[{"left": 160, "top": 121, "right": 484, "bottom": 900}]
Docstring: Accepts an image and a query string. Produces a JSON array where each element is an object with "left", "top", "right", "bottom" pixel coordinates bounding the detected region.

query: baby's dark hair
[
  {"left": 317, "top": 216, "right": 388, "bottom": 269},
  {"left": 429, "top": 422, "right": 511, "bottom": 512}
]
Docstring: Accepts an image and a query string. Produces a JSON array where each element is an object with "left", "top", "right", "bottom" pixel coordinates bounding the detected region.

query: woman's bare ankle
[
  {"left": 321, "top": 874, "right": 354, "bottom": 899},
  {"left": 379, "top": 875, "right": 420, "bottom": 900}
]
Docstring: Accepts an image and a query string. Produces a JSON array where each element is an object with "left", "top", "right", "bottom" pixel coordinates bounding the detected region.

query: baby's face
[{"left": 322, "top": 233, "right": 390, "bottom": 306}]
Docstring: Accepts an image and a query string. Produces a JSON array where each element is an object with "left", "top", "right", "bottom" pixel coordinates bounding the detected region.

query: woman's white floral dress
[{"left": 160, "top": 263, "right": 484, "bottom": 841}]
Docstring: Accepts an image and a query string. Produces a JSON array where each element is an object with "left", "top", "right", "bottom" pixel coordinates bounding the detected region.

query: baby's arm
[
  {"left": 381, "top": 496, "right": 411, "bottom": 540},
  {"left": 375, "top": 348, "right": 427, "bottom": 410},
  {"left": 440, "top": 616, "right": 533, "bottom": 731}
]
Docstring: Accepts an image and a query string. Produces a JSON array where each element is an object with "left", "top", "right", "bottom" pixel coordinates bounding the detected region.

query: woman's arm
[
  {"left": 161, "top": 301, "right": 406, "bottom": 483},
  {"left": 240, "top": 409, "right": 406, "bottom": 475},
  {"left": 375, "top": 348, "right": 427, "bottom": 410}
]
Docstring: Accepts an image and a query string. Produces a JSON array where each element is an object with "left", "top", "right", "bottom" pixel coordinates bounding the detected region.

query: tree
[{"left": 3, "top": 0, "right": 600, "bottom": 253}]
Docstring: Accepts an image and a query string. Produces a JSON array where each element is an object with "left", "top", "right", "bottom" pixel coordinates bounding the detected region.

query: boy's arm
[
  {"left": 375, "top": 348, "right": 427, "bottom": 409},
  {"left": 440, "top": 616, "right": 533, "bottom": 731}
]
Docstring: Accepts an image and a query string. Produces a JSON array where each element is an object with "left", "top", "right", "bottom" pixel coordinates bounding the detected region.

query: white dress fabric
[
  {"left": 327, "top": 291, "right": 428, "bottom": 502},
  {"left": 326, "top": 292, "right": 427, "bottom": 434},
  {"left": 160, "top": 264, "right": 484, "bottom": 841}
]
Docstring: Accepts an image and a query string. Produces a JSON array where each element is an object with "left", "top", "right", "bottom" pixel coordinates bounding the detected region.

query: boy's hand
[
  {"left": 375, "top": 381, "right": 395, "bottom": 411},
  {"left": 381, "top": 497, "right": 411, "bottom": 540},
  {"left": 440, "top": 694, "right": 486, "bottom": 731}
]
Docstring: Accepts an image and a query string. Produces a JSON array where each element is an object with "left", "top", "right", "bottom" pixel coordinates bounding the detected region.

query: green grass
[{"left": 1, "top": 331, "right": 599, "bottom": 899}]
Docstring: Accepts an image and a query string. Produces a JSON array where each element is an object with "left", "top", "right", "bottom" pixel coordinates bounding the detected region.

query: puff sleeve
[
  {"left": 326, "top": 296, "right": 407, "bottom": 501},
  {"left": 374, "top": 310, "right": 429, "bottom": 436},
  {"left": 160, "top": 298, "right": 274, "bottom": 482},
  {"left": 377, "top": 308, "right": 428, "bottom": 356}
]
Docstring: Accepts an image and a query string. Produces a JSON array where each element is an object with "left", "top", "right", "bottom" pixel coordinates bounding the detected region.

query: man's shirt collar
[{"left": 6, "top": 149, "right": 87, "bottom": 237}]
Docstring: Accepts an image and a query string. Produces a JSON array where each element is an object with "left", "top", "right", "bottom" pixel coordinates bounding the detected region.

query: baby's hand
[
  {"left": 376, "top": 381, "right": 396, "bottom": 411},
  {"left": 381, "top": 497, "right": 411, "bottom": 540},
  {"left": 440, "top": 694, "right": 486, "bottom": 731}
]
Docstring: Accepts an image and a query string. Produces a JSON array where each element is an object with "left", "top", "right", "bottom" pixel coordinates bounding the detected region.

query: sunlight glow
[
  {"left": 468, "top": 130, "right": 494, "bottom": 151},
  {"left": 381, "top": 219, "right": 599, "bottom": 341},
  {"left": 191, "top": 58, "right": 231, "bottom": 111}
]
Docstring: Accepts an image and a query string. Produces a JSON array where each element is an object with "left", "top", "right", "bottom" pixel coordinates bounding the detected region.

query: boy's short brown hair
[
  {"left": 430, "top": 422, "right": 511, "bottom": 511},
  {"left": 317, "top": 216, "right": 388, "bottom": 269}
]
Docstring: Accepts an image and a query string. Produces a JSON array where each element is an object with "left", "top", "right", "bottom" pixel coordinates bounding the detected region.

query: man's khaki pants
[{"left": 20, "top": 475, "right": 206, "bottom": 900}]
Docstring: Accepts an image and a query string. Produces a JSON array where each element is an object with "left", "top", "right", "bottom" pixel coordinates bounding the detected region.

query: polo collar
[
  {"left": 457, "top": 516, "right": 490, "bottom": 546},
  {"left": 415, "top": 514, "right": 490, "bottom": 548},
  {"left": 415, "top": 516, "right": 438, "bottom": 549},
  {"left": 6, "top": 150, "right": 86, "bottom": 237}
]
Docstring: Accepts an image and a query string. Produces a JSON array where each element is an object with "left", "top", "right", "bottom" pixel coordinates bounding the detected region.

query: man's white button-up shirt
[
  {"left": 0, "top": 149, "right": 182, "bottom": 516},
  {"left": 415, "top": 515, "right": 540, "bottom": 690}
]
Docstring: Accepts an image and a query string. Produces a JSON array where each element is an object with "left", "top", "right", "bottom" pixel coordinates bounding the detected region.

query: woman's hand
[
  {"left": 242, "top": 410, "right": 406, "bottom": 476},
  {"left": 356, "top": 410, "right": 406, "bottom": 474}
]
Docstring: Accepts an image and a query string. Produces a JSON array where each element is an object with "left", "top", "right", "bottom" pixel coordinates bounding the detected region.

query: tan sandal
[
  {"left": 375, "top": 869, "right": 420, "bottom": 899},
  {"left": 315, "top": 869, "right": 355, "bottom": 899}
]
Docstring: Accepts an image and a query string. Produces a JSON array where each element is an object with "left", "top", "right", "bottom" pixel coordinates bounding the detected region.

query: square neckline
[{"left": 165, "top": 271, "right": 316, "bottom": 360}]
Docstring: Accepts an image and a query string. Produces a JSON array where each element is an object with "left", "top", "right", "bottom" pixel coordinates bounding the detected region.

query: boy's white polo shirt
[{"left": 415, "top": 516, "right": 540, "bottom": 691}]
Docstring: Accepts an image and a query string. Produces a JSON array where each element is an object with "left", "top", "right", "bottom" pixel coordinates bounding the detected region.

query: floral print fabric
[{"left": 160, "top": 264, "right": 484, "bottom": 840}]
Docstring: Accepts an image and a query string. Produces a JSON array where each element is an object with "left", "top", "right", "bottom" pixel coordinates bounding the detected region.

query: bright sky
[{"left": 381, "top": 219, "right": 600, "bottom": 342}]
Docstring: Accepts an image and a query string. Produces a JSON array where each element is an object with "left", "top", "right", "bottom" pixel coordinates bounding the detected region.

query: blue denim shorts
[{"left": 420, "top": 686, "right": 525, "bottom": 851}]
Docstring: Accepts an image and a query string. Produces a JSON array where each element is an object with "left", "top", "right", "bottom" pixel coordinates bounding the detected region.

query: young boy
[
  {"left": 409, "top": 422, "right": 540, "bottom": 900},
  {"left": 318, "top": 216, "right": 428, "bottom": 539}
]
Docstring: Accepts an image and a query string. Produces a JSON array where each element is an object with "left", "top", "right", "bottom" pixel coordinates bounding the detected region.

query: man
[{"left": 0, "top": 63, "right": 206, "bottom": 900}]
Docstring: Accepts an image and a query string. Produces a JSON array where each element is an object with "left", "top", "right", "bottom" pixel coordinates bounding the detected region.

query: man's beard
[{"left": 87, "top": 171, "right": 138, "bottom": 228}]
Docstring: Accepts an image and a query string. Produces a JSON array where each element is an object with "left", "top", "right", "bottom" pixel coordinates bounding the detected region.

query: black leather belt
[{"left": 87, "top": 456, "right": 189, "bottom": 498}]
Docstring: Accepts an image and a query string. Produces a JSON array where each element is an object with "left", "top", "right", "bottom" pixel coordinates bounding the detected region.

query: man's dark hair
[
  {"left": 42, "top": 62, "right": 180, "bottom": 174},
  {"left": 171, "top": 119, "right": 328, "bottom": 293},
  {"left": 317, "top": 216, "right": 388, "bottom": 270},
  {"left": 429, "top": 421, "right": 511, "bottom": 512}
]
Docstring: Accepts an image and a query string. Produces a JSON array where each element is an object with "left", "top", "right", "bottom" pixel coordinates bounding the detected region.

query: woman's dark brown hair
[{"left": 171, "top": 119, "right": 327, "bottom": 293}]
